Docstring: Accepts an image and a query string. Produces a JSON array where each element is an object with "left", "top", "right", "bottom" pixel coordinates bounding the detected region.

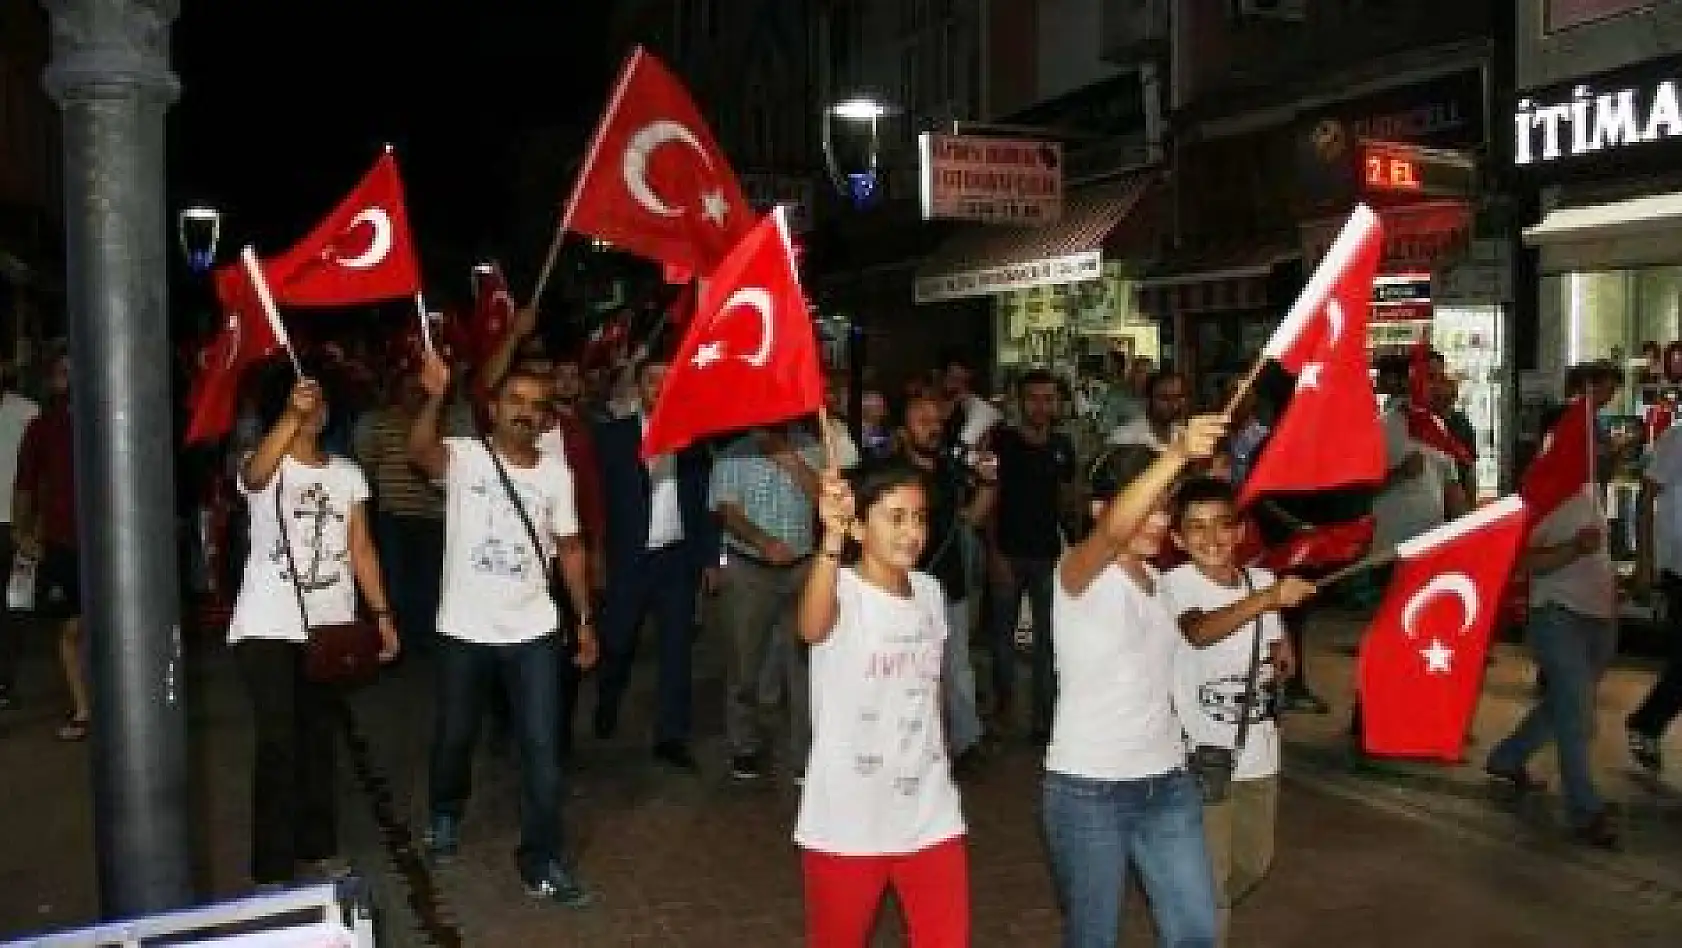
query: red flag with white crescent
[
  {"left": 641, "top": 207, "right": 822, "bottom": 458},
  {"left": 1357, "top": 495, "right": 1529, "bottom": 761},
  {"left": 563, "top": 46, "right": 755, "bottom": 277},
  {"left": 1518, "top": 396, "right": 1594, "bottom": 522},
  {"left": 185, "top": 264, "right": 283, "bottom": 444},
  {"left": 265, "top": 151, "right": 423, "bottom": 307},
  {"left": 1260, "top": 204, "right": 1381, "bottom": 374}
]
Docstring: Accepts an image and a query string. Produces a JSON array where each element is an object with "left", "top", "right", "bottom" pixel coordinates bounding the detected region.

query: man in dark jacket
[{"left": 589, "top": 358, "right": 718, "bottom": 770}]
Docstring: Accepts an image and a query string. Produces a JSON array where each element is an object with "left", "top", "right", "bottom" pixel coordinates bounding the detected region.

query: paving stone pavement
[{"left": 1, "top": 614, "right": 1681, "bottom": 945}]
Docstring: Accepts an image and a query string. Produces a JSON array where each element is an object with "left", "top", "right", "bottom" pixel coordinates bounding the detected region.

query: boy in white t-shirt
[{"left": 1162, "top": 477, "right": 1316, "bottom": 947}]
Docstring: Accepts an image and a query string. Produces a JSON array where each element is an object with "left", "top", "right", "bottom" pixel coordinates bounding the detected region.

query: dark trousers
[
  {"left": 1630, "top": 573, "right": 1682, "bottom": 739},
  {"left": 235, "top": 639, "right": 339, "bottom": 884},
  {"left": 0, "top": 531, "right": 18, "bottom": 693},
  {"left": 374, "top": 513, "right": 444, "bottom": 654},
  {"left": 594, "top": 545, "right": 699, "bottom": 744},
  {"left": 988, "top": 556, "right": 1056, "bottom": 734},
  {"left": 430, "top": 635, "right": 567, "bottom": 879}
]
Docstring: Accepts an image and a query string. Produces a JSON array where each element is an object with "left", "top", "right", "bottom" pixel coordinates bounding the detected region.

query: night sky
[{"left": 165, "top": 2, "right": 617, "bottom": 300}]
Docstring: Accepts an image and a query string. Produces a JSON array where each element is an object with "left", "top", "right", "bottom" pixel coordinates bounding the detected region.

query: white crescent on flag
[
  {"left": 334, "top": 208, "right": 394, "bottom": 269},
  {"left": 623, "top": 119, "right": 715, "bottom": 219}
]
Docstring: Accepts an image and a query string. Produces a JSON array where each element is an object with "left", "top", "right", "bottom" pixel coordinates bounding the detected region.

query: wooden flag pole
[
  {"left": 240, "top": 246, "right": 303, "bottom": 378},
  {"left": 816, "top": 406, "right": 837, "bottom": 473},
  {"left": 527, "top": 48, "right": 643, "bottom": 310},
  {"left": 1317, "top": 546, "right": 1398, "bottom": 588},
  {"left": 415, "top": 290, "right": 436, "bottom": 354}
]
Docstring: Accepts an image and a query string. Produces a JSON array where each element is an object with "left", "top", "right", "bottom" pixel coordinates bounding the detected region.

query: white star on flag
[
  {"left": 691, "top": 340, "right": 726, "bottom": 368},
  {"left": 700, "top": 190, "right": 729, "bottom": 226},
  {"left": 1420, "top": 637, "right": 1455, "bottom": 675},
  {"left": 1297, "top": 362, "right": 1323, "bottom": 390}
]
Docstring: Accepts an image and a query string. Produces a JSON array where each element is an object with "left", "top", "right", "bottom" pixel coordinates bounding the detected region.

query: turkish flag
[
  {"left": 1406, "top": 337, "right": 1476, "bottom": 464},
  {"left": 642, "top": 207, "right": 823, "bottom": 458},
  {"left": 1258, "top": 516, "right": 1375, "bottom": 572},
  {"left": 265, "top": 151, "right": 423, "bottom": 308},
  {"left": 1519, "top": 396, "right": 1594, "bottom": 522},
  {"left": 185, "top": 264, "right": 282, "bottom": 444},
  {"left": 564, "top": 46, "right": 754, "bottom": 276},
  {"left": 1358, "top": 495, "right": 1529, "bottom": 761},
  {"left": 466, "top": 262, "right": 516, "bottom": 367},
  {"left": 1238, "top": 210, "right": 1385, "bottom": 507},
  {"left": 1261, "top": 205, "right": 1381, "bottom": 374}
]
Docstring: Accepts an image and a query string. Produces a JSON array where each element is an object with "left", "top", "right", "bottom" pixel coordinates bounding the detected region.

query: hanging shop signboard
[
  {"left": 918, "top": 133, "right": 1064, "bottom": 225},
  {"left": 1514, "top": 55, "right": 1682, "bottom": 176},
  {"left": 914, "top": 250, "right": 1100, "bottom": 304}
]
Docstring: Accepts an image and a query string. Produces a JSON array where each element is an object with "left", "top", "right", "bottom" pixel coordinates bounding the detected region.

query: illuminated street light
[{"left": 176, "top": 205, "right": 220, "bottom": 275}]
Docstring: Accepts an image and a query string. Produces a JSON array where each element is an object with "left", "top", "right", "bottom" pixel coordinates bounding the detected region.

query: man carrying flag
[{"left": 1484, "top": 394, "right": 1617, "bottom": 848}]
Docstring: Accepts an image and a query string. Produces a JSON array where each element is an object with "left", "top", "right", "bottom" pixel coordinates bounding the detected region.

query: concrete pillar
[{"left": 40, "top": 0, "right": 191, "bottom": 918}]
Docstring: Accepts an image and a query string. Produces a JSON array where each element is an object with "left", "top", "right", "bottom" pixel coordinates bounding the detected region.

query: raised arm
[
  {"left": 798, "top": 468, "right": 852, "bottom": 645},
  {"left": 1059, "top": 415, "right": 1225, "bottom": 597},
  {"left": 408, "top": 353, "right": 452, "bottom": 482},
  {"left": 243, "top": 379, "right": 320, "bottom": 492},
  {"left": 1179, "top": 575, "right": 1316, "bottom": 648}
]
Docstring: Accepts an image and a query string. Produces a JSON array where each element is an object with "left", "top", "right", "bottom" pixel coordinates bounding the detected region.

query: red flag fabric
[
  {"left": 1260, "top": 205, "right": 1381, "bottom": 374},
  {"left": 563, "top": 46, "right": 755, "bottom": 276},
  {"left": 1258, "top": 516, "right": 1375, "bottom": 572},
  {"left": 1518, "top": 395, "right": 1594, "bottom": 521},
  {"left": 1358, "top": 495, "right": 1529, "bottom": 761},
  {"left": 1406, "top": 337, "right": 1476, "bottom": 464},
  {"left": 466, "top": 263, "right": 516, "bottom": 367},
  {"left": 1238, "top": 209, "right": 1385, "bottom": 507},
  {"left": 641, "top": 207, "right": 823, "bottom": 458},
  {"left": 265, "top": 151, "right": 423, "bottom": 307},
  {"left": 185, "top": 265, "right": 282, "bottom": 444}
]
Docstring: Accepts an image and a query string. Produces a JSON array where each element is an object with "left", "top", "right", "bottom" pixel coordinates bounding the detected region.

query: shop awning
[
  {"left": 1524, "top": 193, "right": 1682, "bottom": 244},
  {"left": 1524, "top": 192, "right": 1682, "bottom": 274},
  {"left": 1136, "top": 245, "right": 1299, "bottom": 315},
  {"left": 913, "top": 171, "right": 1160, "bottom": 305}
]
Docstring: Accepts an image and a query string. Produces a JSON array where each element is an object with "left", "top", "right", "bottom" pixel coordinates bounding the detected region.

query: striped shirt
[
  {"left": 354, "top": 407, "right": 444, "bottom": 520},
  {"left": 708, "top": 432, "right": 822, "bottom": 557}
]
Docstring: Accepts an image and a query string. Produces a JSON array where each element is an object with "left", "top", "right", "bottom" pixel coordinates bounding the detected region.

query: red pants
[{"left": 800, "top": 836, "right": 970, "bottom": 947}]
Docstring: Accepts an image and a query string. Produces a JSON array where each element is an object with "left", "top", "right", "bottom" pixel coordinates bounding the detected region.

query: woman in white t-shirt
[
  {"left": 795, "top": 460, "right": 968, "bottom": 947},
  {"left": 230, "top": 373, "right": 399, "bottom": 887},
  {"left": 1043, "top": 418, "right": 1225, "bottom": 948}
]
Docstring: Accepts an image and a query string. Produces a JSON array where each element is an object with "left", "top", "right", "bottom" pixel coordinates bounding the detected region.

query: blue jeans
[
  {"left": 990, "top": 556, "right": 1056, "bottom": 734},
  {"left": 430, "top": 636, "right": 567, "bottom": 879},
  {"left": 1043, "top": 769, "right": 1218, "bottom": 948},
  {"left": 1487, "top": 604, "right": 1614, "bottom": 825}
]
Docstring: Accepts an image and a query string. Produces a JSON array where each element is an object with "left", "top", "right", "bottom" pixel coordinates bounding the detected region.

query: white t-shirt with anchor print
[
  {"left": 229, "top": 455, "right": 371, "bottom": 645},
  {"left": 436, "top": 437, "right": 579, "bottom": 647},
  {"left": 795, "top": 568, "right": 966, "bottom": 856}
]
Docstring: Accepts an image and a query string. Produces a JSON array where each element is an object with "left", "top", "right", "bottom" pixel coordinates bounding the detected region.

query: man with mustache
[{"left": 409, "top": 353, "right": 600, "bottom": 907}]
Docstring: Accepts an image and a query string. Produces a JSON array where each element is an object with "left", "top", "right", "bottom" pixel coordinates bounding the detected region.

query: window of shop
[{"left": 1548, "top": 266, "right": 1682, "bottom": 415}]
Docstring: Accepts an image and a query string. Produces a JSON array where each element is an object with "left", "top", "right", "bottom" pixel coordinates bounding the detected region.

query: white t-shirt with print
[
  {"left": 795, "top": 569, "right": 966, "bottom": 856},
  {"left": 1161, "top": 564, "right": 1284, "bottom": 782},
  {"left": 1046, "top": 560, "right": 1184, "bottom": 781},
  {"left": 1373, "top": 406, "right": 1457, "bottom": 550},
  {"left": 436, "top": 437, "right": 579, "bottom": 646},
  {"left": 229, "top": 456, "right": 370, "bottom": 645},
  {"left": 1529, "top": 491, "right": 1616, "bottom": 620}
]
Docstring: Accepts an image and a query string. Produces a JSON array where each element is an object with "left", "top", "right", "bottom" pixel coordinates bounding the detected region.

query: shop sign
[
  {"left": 1513, "top": 78, "right": 1682, "bottom": 167},
  {"left": 918, "top": 133, "right": 1064, "bottom": 224},
  {"left": 1301, "top": 202, "right": 1472, "bottom": 272},
  {"left": 915, "top": 250, "right": 1101, "bottom": 304},
  {"left": 1433, "top": 239, "right": 1513, "bottom": 303}
]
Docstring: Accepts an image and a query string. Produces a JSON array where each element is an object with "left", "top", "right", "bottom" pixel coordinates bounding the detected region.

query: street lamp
[
  {"left": 176, "top": 205, "right": 220, "bottom": 275},
  {"left": 820, "top": 93, "right": 896, "bottom": 445}
]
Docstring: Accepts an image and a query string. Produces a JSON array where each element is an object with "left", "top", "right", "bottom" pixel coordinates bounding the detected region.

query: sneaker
[
  {"left": 1627, "top": 726, "right": 1663, "bottom": 774},
  {"left": 422, "top": 815, "right": 459, "bottom": 864},
  {"left": 729, "top": 753, "right": 765, "bottom": 782},
  {"left": 523, "top": 862, "right": 595, "bottom": 909}
]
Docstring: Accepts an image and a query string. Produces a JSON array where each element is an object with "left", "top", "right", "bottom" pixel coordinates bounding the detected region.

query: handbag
[
  {"left": 274, "top": 472, "right": 382, "bottom": 685},
  {"left": 1188, "top": 569, "right": 1268, "bottom": 806},
  {"left": 478, "top": 434, "right": 574, "bottom": 649}
]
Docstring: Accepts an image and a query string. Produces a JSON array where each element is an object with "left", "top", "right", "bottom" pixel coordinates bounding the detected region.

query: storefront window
[{"left": 1552, "top": 266, "right": 1682, "bottom": 416}]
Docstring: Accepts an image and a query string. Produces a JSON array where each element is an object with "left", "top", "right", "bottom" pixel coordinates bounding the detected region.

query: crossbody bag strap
[
  {"left": 272, "top": 470, "right": 312, "bottom": 633},
  {"left": 1231, "top": 568, "right": 1267, "bottom": 753},
  {"left": 476, "top": 433, "right": 558, "bottom": 598}
]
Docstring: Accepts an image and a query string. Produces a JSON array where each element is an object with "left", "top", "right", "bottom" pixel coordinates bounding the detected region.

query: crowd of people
[{"left": 0, "top": 303, "right": 1678, "bottom": 947}]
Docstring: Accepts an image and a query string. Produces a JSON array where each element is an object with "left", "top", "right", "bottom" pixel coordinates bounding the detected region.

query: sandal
[{"left": 56, "top": 715, "right": 89, "bottom": 742}]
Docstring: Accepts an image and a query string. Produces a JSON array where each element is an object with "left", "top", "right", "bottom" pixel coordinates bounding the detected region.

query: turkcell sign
[{"left": 1514, "top": 79, "right": 1682, "bottom": 166}]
